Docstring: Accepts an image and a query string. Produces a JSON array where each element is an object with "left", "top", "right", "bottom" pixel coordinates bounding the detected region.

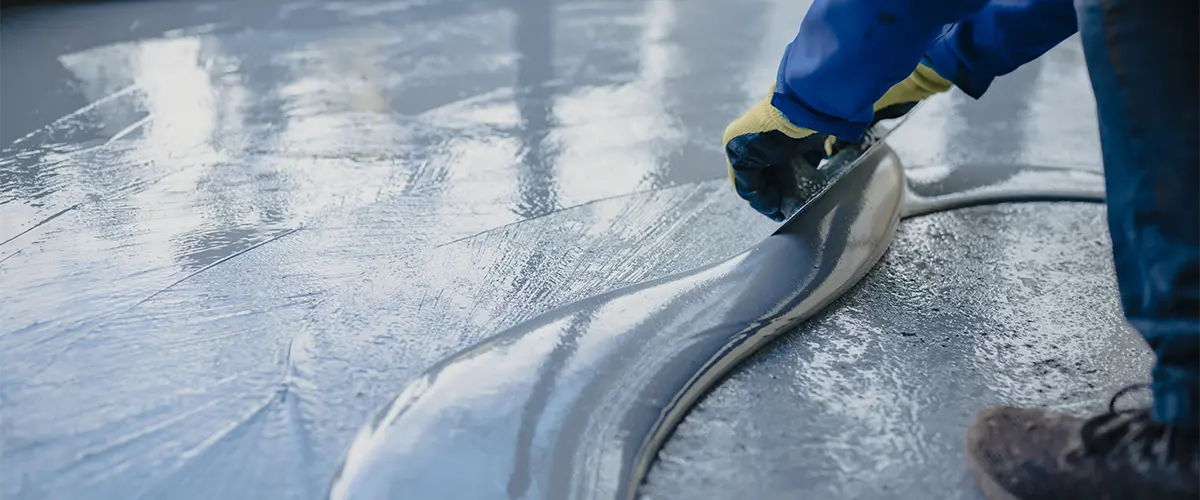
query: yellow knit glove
[
  {"left": 823, "top": 63, "right": 952, "bottom": 154},
  {"left": 876, "top": 63, "right": 952, "bottom": 113}
]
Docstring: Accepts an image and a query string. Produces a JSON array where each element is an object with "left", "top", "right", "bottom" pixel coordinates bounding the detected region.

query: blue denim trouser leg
[
  {"left": 923, "top": 0, "right": 1079, "bottom": 99},
  {"left": 1075, "top": 0, "right": 1200, "bottom": 429}
]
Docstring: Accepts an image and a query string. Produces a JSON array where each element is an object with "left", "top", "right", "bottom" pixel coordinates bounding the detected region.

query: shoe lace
[
  {"left": 1077, "top": 383, "right": 1151, "bottom": 453},
  {"left": 1107, "top": 382, "right": 1153, "bottom": 415},
  {"left": 1076, "top": 383, "right": 1196, "bottom": 471}
]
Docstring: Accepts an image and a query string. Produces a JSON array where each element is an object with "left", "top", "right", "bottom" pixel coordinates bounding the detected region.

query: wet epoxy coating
[
  {"left": 1, "top": 1, "right": 1146, "bottom": 499},
  {"left": 327, "top": 140, "right": 1108, "bottom": 500},
  {"left": 328, "top": 141, "right": 911, "bottom": 500}
]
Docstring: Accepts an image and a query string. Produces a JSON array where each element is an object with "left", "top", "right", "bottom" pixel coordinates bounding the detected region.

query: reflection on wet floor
[{"left": 0, "top": 1, "right": 1132, "bottom": 499}]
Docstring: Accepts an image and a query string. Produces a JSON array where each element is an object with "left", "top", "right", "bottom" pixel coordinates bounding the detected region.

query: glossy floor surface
[{"left": 0, "top": 1, "right": 1152, "bottom": 499}]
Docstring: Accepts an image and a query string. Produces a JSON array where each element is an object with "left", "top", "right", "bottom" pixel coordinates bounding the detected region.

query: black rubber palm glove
[{"left": 722, "top": 84, "right": 830, "bottom": 222}]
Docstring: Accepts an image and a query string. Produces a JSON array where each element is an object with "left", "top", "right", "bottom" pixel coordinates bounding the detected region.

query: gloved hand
[
  {"left": 724, "top": 64, "right": 952, "bottom": 221},
  {"left": 722, "top": 84, "right": 830, "bottom": 222}
]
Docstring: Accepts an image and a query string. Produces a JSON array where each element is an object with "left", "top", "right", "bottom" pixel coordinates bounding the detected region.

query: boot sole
[
  {"left": 965, "top": 455, "right": 1020, "bottom": 500},
  {"left": 964, "top": 411, "right": 1020, "bottom": 500}
]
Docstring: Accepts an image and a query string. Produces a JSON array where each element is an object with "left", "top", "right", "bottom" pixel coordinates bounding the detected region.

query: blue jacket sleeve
[{"left": 772, "top": 0, "right": 987, "bottom": 140}]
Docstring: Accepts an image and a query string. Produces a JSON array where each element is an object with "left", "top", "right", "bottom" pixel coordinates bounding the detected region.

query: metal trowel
[{"left": 773, "top": 102, "right": 921, "bottom": 233}]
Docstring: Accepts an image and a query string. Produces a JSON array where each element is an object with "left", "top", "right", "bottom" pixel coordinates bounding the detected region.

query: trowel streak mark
[
  {"left": 9, "top": 83, "right": 143, "bottom": 147},
  {"left": 409, "top": 183, "right": 727, "bottom": 369},
  {"left": 249, "top": 181, "right": 750, "bottom": 499},
  {"left": 0, "top": 4, "right": 733, "bottom": 500},
  {"left": 0, "top": 203, "right": 80, "bottom": 247},
  {"left": 433, "top": 183, "right": 713, "bottom": 250},
  {"left": 0, "top": 249, "right": 23, "bottom": 266},
  {"left": 4, "top": 261, "right": 336, "bottom": 494},
  {"left": 129, "top": 227, "right": 303, "bottom": 309}
]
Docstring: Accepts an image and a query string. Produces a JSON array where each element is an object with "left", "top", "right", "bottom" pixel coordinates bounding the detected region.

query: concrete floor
[{"left": 0, "top": 0, "right": 1152, "bottom": 499}]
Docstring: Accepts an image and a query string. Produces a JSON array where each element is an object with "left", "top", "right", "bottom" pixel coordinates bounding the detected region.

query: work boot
[
  {"left": 965, "top": 384, "right": 1200, "bottom": 500},
  {"left": 724, "top": 63, "right": 951, "bottom": 221}
]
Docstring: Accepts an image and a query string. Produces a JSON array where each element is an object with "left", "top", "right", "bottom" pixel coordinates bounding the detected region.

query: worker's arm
[
  {"left": 773, "top": 0, "right": 986, "bottom": 140},
  {"left": 724, "top": 0, "right": 978, "bottom": 220}
]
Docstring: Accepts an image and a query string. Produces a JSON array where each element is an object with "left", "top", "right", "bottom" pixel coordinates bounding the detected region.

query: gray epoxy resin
[{"left": 326, "top": 147, "right": 1106, "bottom": 500}]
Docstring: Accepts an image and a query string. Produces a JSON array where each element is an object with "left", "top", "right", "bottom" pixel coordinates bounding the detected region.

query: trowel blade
[{"left": 772, "top": 106, "right": 919, "bottom": 235}]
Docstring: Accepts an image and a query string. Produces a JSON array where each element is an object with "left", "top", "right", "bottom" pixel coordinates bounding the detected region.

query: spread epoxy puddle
[
  {"left": 2, "top": 1, "right": 1131, "bottom": 499},
  {"left": 327, "top": 146, "right": 1106, "bottom": 500}
]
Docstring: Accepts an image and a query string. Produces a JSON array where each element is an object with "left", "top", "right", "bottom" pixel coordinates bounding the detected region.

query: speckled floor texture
[{"left": 0, "top": 0, "right": 1150, "bottom": 499}]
